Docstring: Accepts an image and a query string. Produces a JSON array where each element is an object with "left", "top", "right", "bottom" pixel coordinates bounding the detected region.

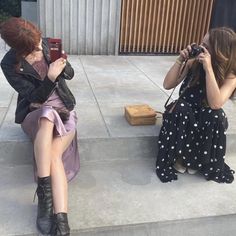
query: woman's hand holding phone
[{"left": 47, "top": 57, "right": 67, "bottom": 82}]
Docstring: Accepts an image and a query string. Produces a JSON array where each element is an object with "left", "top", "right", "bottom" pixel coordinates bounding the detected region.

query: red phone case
[
  {"left": 48, "top": 38, "right": 62, "bottom": 62},
  {"left": 61, "top": 50, "right": 67, "bottom": 60}
]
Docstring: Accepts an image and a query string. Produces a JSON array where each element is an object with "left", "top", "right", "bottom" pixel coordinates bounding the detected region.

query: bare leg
[
  {"left": 51, "top": 130, "right": 75, "bottom": 213},
  {"left": 34, "top": 118, "right": 54, "bottom": 177},
  {"left": 34, "top": 118, "right": 55, "bottom": 234},
  {"left": 34, "top": 117, "right": 75, "bottom": 213}
]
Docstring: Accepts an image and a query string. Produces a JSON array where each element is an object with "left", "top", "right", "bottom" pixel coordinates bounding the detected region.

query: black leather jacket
[{"left": 1, "top": 38, "right": 76, "bottom": 124}]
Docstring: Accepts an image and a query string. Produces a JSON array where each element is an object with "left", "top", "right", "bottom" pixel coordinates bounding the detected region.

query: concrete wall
[
  {"left": 21, "top": 1, "right": 38, "bottom": 25},
  {"left": 38, "top": 0, "right": 122, "bottom": 55}
]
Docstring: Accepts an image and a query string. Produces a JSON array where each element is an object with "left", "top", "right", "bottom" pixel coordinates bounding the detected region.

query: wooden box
[{"left": 124, "top": 104, "right": 156, "bottom": 125}]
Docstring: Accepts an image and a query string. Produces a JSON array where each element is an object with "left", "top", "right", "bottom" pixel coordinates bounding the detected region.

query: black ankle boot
[
  {"left": 35, "top": 176, "right": 53, "bottom": 235},
  {"left": 51, "top": 213, "right": 70, "bottom": 236}
]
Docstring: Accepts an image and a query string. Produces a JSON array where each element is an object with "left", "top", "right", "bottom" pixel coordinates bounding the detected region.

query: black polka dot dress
[{"left": 156, "top": 71, "right": 235, "bottom": 183}]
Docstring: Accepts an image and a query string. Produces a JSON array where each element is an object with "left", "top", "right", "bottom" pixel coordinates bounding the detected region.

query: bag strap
[{"left": 164, "top": 59, "right": 191, "bottom": 108}]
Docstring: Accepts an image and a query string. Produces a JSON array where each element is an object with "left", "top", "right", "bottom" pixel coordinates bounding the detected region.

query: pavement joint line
[
  {"left": 125, "top": 57, "right": 170, "bottom": 97},
  {"left": 0, "top": 90, "right": 15, "bottom": 129},
  {"left": 79, "top": 56, "right": 112, "bottom": 137}
]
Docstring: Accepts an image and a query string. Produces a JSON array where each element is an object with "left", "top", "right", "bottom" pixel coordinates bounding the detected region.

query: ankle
[
  {"left": 173, "top": 159, "right": 186, "bottom": 173},
  {"left": 51, "top": 213, "right": 70, "bottom": 236},
  {"left": 54, "top": 212, "right": 68, "bottom": 221}
]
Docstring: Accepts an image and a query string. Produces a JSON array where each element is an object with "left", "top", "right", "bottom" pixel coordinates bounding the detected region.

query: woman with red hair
[{"left": 0, "top": 17, "right": 79, "bottom": 235}]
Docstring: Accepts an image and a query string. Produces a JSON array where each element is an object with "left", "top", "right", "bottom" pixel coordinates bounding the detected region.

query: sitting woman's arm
[
  {"left": 199, "top": 46, "right": 236, "bottom": 109},
  {"left": 205, "top": 69, "right": 236, "bottom": 109},
  {"left": 1, "top": 50, "right": 66, "bottom": 103},
  {"left": 163, "top": 44, "right": 193, "bottom": 90},
  {"left": 1, "top": 62, "right": 56, "bottom": 103},
  {"left": 63, "top": 61, "right": 74, "bottom": 80}
]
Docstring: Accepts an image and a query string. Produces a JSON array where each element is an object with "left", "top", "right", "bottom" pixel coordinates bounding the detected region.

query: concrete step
[
  {"left": 1, "top": 157, "right": 236, "bottom": 235},
  {"left": 2, "top": 125, "right": 236, "bottom": 167},
  {"left": 75, "top": 215, "right": 236, "bottom": 236},
  {"left": 1, "top": 93, "right": 236, "bottom": 166}
]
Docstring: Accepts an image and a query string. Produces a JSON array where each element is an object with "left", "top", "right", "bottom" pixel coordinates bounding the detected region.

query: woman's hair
[
  {"left": 209, "top": 27, "right": 236, "bottom": 83},
  {"left": 192, "top": 27, "right": 236, "bottom": 85},
  {"left": 0, "top": 17, "right": 41, "bottom": 58}
]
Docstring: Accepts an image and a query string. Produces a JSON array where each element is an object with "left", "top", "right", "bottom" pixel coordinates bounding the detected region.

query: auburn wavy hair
[
  {"left": 0, "top": 17, "right": 41, "bottom": 58},
  {"left": 191, "top": 27, "right": 236, "bottom": 86}
]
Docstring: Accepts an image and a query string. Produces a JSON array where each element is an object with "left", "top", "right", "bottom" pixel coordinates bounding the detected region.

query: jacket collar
[{"left": 17, "top": 38, "right": 51, "bottom": 79}]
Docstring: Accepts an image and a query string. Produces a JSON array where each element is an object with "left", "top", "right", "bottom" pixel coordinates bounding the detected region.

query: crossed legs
[{"left": 34, "top": 117, "right": 75, "bottom": 223}]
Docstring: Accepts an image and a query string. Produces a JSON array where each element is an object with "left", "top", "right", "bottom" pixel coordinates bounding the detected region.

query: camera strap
[{"left": 164, "top": 59, "right": 191, "bottom": 109}]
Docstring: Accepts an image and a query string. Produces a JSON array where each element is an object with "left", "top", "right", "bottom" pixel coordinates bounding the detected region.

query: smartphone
[{"left": 48, "top": 38, "right": 67, "bottom": 62}]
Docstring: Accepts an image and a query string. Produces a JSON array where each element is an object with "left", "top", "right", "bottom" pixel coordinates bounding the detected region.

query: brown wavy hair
[
  {"left": 191, "top": 27, "right": 236, "bottom": 86},
  {"left": 209, "top": 27, "right": 236, "bottom": 84},
  {"left": 0, "top": 17, "right": 41, "bottom": 58}
]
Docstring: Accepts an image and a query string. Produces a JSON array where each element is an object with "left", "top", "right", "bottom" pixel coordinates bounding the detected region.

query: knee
[{"left": 202, "top": 108, "right": 228, "bottom": 128}]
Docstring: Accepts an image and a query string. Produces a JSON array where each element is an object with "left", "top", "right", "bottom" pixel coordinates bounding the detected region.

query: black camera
[{"left": 189, "top": 44, "right": 204, "bottom": 58}]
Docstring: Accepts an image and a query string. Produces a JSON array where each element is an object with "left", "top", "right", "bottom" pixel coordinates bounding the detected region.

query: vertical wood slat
[
  {"left": 137, "top": 0, "right": 144, "bottom": 52},
  {"left": 178, "top": 0, "right": 188, "bottom": 52},
  {"left": 173, "top": 0, "right": 182, "bottom": 53},
  {"left": 119, "top": 0, "right": 214, "bottom": 54},
  {"left": 141, "top": 0, "right": 148, "bottom": 52},
  {"left": 145, "top": 0, "right": 153, "bottom": 52},
  {"left": 170, "top": 0, "right": 179, "bottom": 51},
  {"left": 163, "top": 0, "right": 170, "bottom": 53},
  {"left": 150, "top": 0, "right": 157, "bottom": 52},
  {"left": 128, "top": 0, "right": 134, "bottom": 52},
  {"left": 119, "top": 0, "right": 126, "bottom": 52},
  {"left": 154, "top": 0, "right": 161, "bottom": 52},
  {"left": 132, "top": 0, "right": 140, "bottom": 52}
]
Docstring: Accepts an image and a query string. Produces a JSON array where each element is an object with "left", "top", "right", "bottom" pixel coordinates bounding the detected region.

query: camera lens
[{"left": 189, "top": 44, "right": 204, "bottom": 58}]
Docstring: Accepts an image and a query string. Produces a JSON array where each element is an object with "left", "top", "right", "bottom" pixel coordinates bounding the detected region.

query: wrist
[
  {"left": 47, "top": 73, "right": 56, "bottom": 82},
  {"left": 175, "top": 57, "right": 184, "bottom": 66},
  {"left": 205, "top": 66, "right": 214, "bottom": 79},
  {"left": 204, "top": 63, "right": 213, "bottom": 74}
]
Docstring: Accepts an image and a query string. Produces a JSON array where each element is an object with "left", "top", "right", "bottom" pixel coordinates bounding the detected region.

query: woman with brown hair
[
  {"left": 156, "top": 27, "right": 236, "bottom": 183},
  {"left": 0, "top": 17, "right": 79, "bottom": 235}
]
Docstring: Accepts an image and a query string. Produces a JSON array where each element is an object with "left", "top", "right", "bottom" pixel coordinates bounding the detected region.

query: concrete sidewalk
[{"left": 0, "top": 39, "right": 236, "bottom": 236}]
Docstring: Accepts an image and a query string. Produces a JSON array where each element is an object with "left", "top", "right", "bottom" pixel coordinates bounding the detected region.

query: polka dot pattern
[{"left": 156, "top": 73, "right": 235, "bottom": 183}]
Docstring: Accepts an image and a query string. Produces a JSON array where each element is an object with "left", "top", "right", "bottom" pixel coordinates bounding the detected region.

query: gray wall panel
[
  {"left": 86, "top": 0, "right": 94, "bottom": 55},
  {"left": 78, "top": 0, "right": 86, "bottom": 55},
  {"left": 54, "top": 0, "right": 62, "bottom": 37},
  {"left": 108, "top": 0, "right": 117, "bottom": 54},
  {"left": 21, "top": 1, "right": 38, "bottom": 25},
  {"left": 101, "top": 0, "right": 109, "bottom": 54},
  {"left": 114, "top": 0, "right": 122, "bottom": 55},
  {"left": 45, "top": 0, "right": 54, "bottom": 36},
  {"left": 61, "top": 0, "right": 70, "bottom": 52},
  {"left": 70, "top": 0, "right": 78, "bottom": 54},
  {"left": 93, "top": 0, "right": 102, "bottom": 55},
  {"left": 38, "top": 0, "right": 121, "bottom": 55}
]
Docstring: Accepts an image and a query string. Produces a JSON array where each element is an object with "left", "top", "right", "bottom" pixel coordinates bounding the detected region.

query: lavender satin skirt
[{"left": 21, "top": 106, "right": 80, "bottom": 182}]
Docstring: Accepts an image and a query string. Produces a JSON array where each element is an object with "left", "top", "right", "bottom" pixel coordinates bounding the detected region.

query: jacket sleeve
[
  {"left": 62, "top": 60, "right": 74, "bottom": 80},
  {"left": 1, "top": 62, "right": 56, "bottom": 103}
]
